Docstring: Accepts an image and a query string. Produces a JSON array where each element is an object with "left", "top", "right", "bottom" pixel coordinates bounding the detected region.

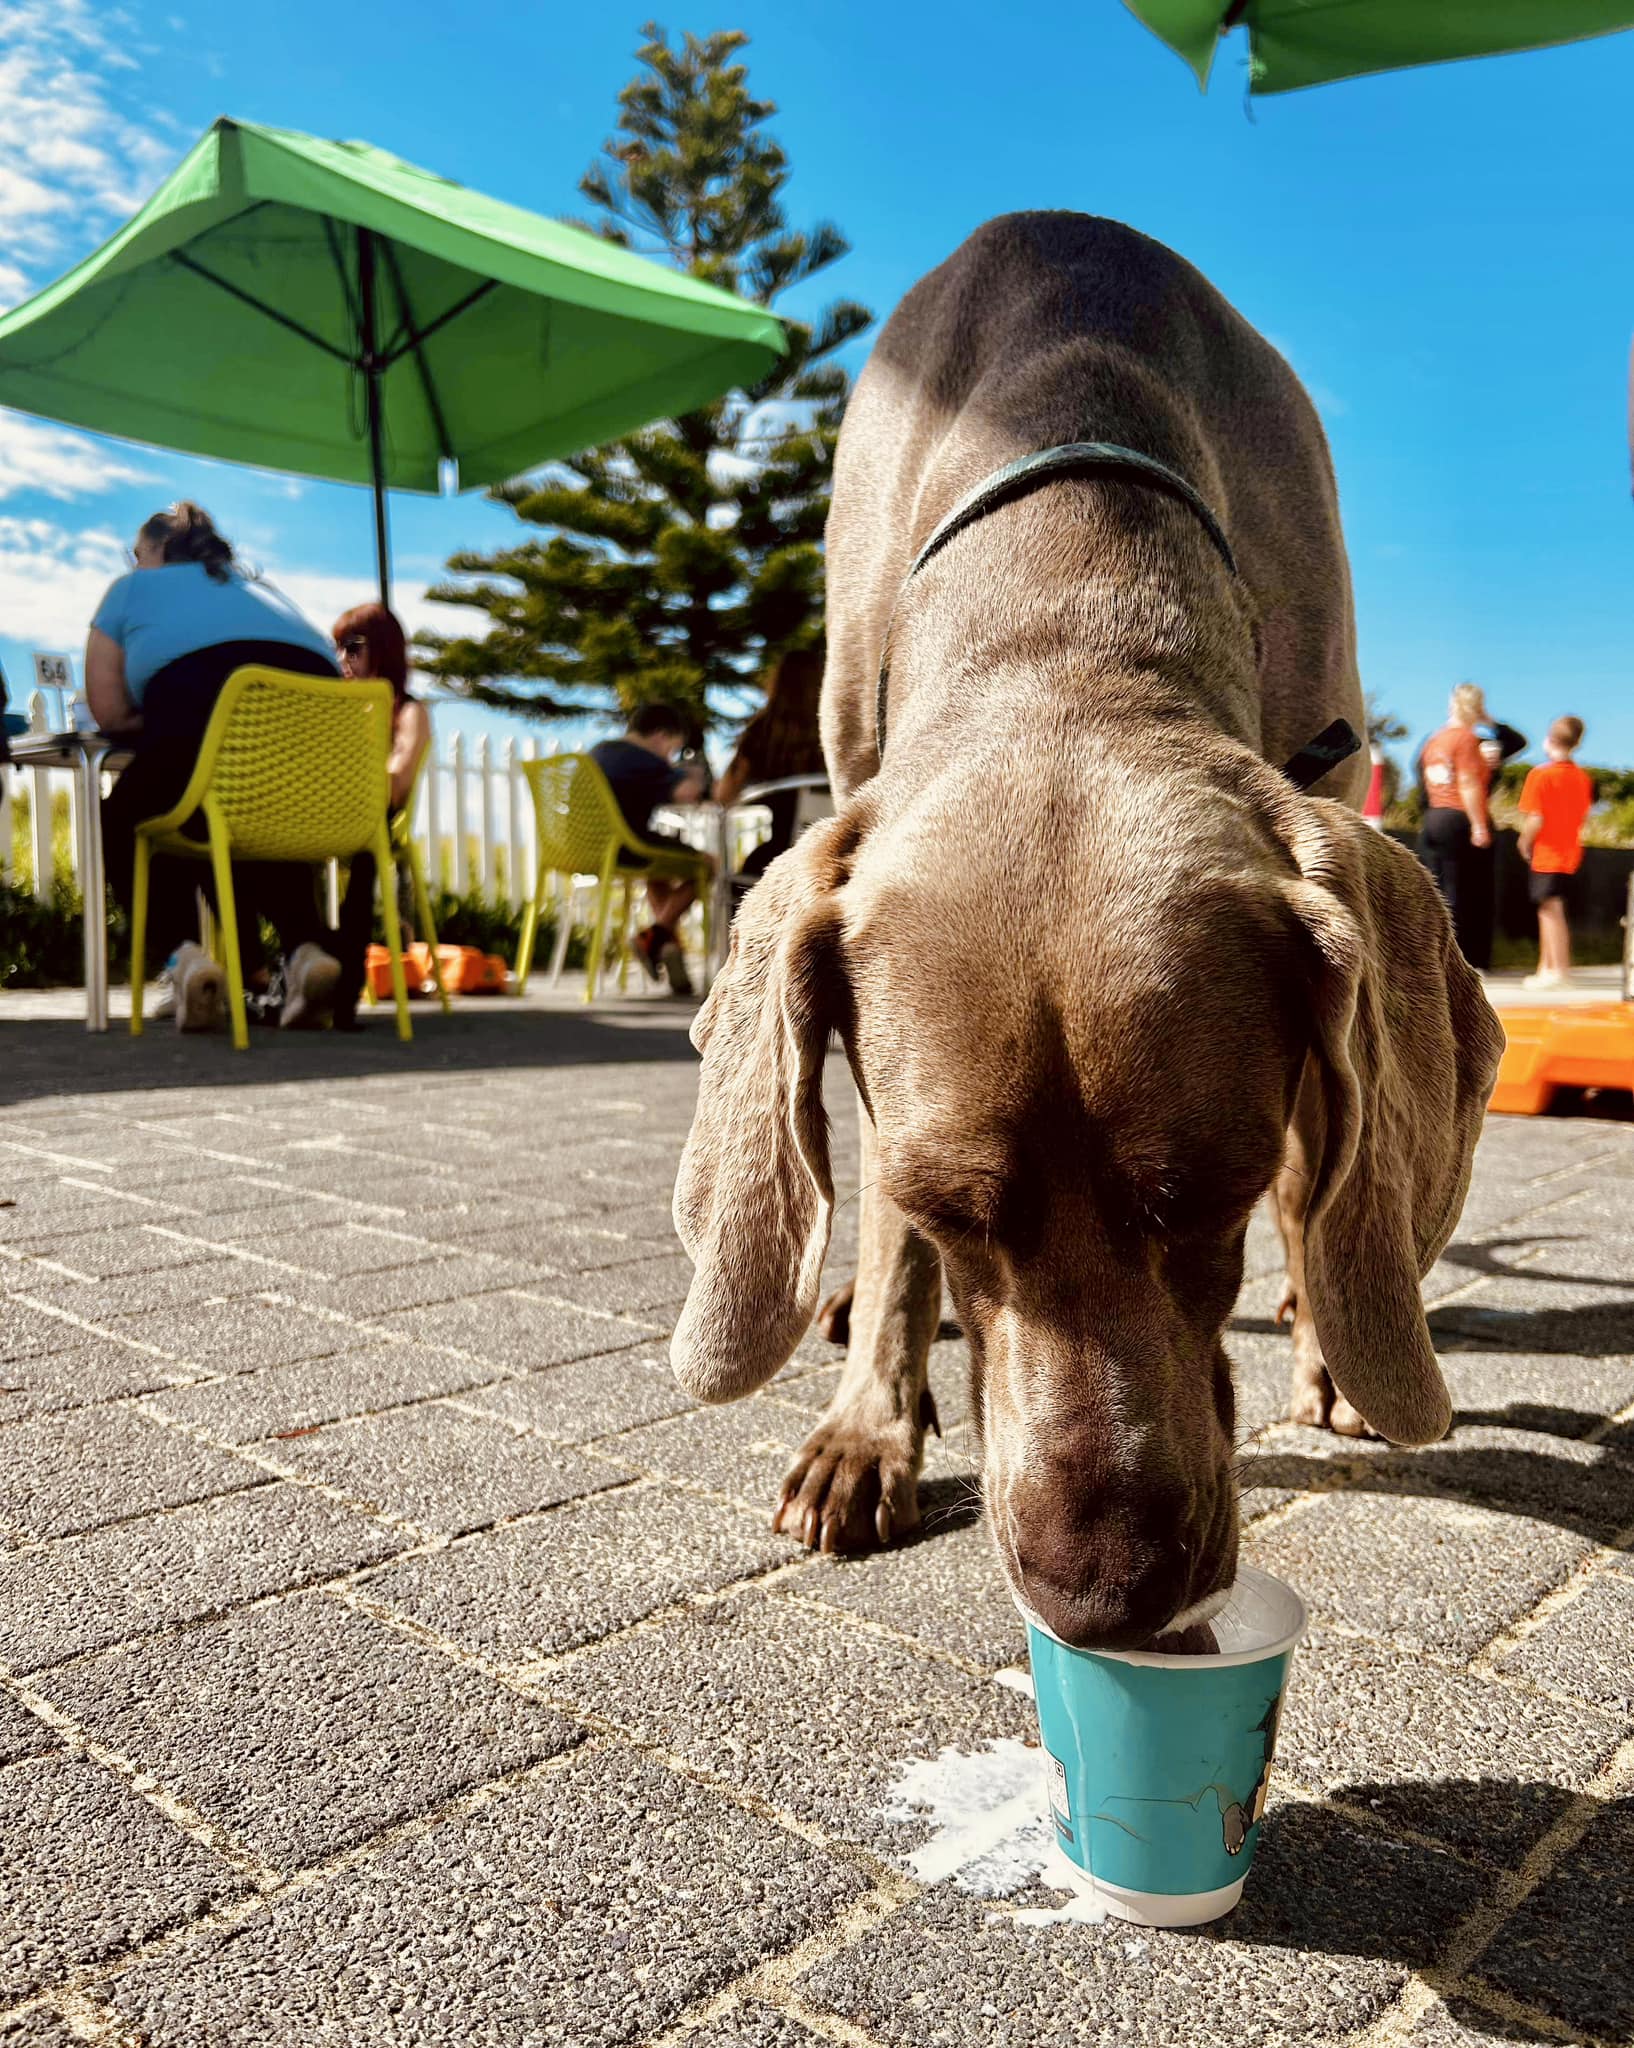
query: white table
[{"left": 7, "top": 728, "right": 129, "bottom": 1032}]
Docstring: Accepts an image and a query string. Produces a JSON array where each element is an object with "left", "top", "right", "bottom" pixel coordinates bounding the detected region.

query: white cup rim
[{"left": 1016, "top": 1564, "right": 1308, "bottom": 1669}]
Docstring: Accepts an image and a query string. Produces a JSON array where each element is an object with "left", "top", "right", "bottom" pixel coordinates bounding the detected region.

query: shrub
[{"left": 0, "top": 878, "right": 133, "bottom": 988}]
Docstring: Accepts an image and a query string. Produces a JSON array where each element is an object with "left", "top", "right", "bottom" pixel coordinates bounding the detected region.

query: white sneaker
[
  {"left": 280, "top": 943, "right": 342, "bottom": 1030},
  {"left": 168, "top": 942, "right": 225, "bottom": 1033},
  {"left": 1522, "top": 969, "right": 1570, "bottom": 991}
]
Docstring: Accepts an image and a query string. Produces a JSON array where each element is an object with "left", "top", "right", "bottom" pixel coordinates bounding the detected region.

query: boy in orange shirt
[{"left": 1518, "top": 716, "right": 1594, "bottom": 990}]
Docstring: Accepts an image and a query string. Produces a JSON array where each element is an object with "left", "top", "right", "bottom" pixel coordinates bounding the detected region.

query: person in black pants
[
  {"left": 1413, "top": 684, "right": 1525, "bottom": 971},
  {"left": 325, "top": 603, "right": 431, "bottom": 1028},
  {"left": 87, "top": 502, "right": 343, "bottom": 1031}
]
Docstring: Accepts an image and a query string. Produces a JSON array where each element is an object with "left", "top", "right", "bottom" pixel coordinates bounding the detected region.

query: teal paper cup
[{"left": 1023, "top": 1565, "right": 1306, "bottom": 1926}]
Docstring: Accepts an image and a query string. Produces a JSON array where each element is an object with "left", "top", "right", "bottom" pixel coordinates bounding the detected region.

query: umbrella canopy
[
  {"left": 1126, "top": 1, "right": 1634, "bottom": 94},
  {"left": 0, "top": 117, "right": 787, "bottom": 599}
]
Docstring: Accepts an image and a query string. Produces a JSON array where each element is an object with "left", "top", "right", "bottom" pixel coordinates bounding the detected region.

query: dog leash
[
  {"left": 875, "top": 441, "right": 1239, "bottom": 758},
  {"left": 871, "top": 439, "right": 1360, "bottom": 786}
]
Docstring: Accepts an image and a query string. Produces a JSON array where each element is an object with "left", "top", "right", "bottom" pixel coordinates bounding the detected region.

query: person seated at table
[
  {"left": 87, "top": 501, "right": 343, "bottom": 1032},
  {"left": 712, "top": 646, "right": 827, "bottom": 884},
  {"left": 589, "top": 701, "right": 711, "bottom": 996},
  {"left": 327, "top": 602, "right": 431, "bottom": 1029}
]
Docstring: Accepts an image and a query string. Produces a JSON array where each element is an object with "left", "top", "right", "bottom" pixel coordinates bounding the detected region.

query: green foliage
[
  {"left": 1, "top": 878, "right": 132, "bottom": 988},
  {"left": 418, "top": 23, "right": 871, "bottom": 729}
]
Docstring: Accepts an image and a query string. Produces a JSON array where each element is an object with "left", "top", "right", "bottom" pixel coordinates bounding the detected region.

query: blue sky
[{"left": 0, "top": 1, "right": 1629, "bottom": 768}]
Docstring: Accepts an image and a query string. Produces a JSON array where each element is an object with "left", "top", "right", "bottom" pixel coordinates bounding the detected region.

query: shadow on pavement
[
  {"left": 0, "top": 1003, "right": 700, "bottom": 1108},
  {"left": 1237, "top": 1418, "right": 1632, "bottom": 1545},
  {"left": 1435, "top": 1234, "right": 1634, "bottom": 1292},
  {"left": 1228, "top": 1785, "right": 1631, "bottom": 2044},
  {"left": 1428, "top": 1299, "right": 1634, "bottom": 1357}
]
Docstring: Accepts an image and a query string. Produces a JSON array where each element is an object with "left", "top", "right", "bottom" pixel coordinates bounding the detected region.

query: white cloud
[
  {"left": 259, "top": 563, "right": 466, "bottom": 648},
  {"left": 0, "top": 413, "right": 151, "bottom": 500},
  {"left": 0, "top": 1, "right": 178, "bottom": 307},
  {"left": 0, "top": 517, "right": 467, "bottom": 666},
  {"left": 0, "top": 515, "right": 123, "bottom": 644}
]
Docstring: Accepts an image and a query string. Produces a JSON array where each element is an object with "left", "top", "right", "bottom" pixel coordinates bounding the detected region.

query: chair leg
[
  {"left": 585, "top": 854, "right": 618, "bottom": 1003},
  {"left": 697, "top": 860, "right": 712, "bottom": 973},
  {"left": 616, "top": 876, "right": 636, "bottom": 993},
  {"left": 548, "top": 873, "right": 574, "bottom": 986},
  {"left": 129, "top": 836, "right": 151, "bottom": 1039},
  {"left": 376, "top": 824, "right": 412, "bottom": 1042},
  {"left": 514, "top": 855, "right": 547, "bottom": 995},
  {"left": 411, "top": 844, "right": 450, "bottom": 1014},
  {"left": 202, "top": 810, "right": 249, "bottom": 1052}
]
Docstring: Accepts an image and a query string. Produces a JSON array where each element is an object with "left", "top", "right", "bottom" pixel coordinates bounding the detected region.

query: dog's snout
[
  {"left": 1004, "top": 1461, "right": 1235, "bottom": 1652},
  {"left": 1012, "top": 1510, "right": 1188, "bottom": 1651}
]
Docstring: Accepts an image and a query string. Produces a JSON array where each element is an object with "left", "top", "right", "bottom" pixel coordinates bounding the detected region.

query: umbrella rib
[
  {"left": 171, "top": 252, "right": 351, "bottom": 364},
  {"left": 378, "top": 240, "right": 455, "bottom": 462},
  {"left": 381, "top": 277, "right": 499, "bottom": 364}
]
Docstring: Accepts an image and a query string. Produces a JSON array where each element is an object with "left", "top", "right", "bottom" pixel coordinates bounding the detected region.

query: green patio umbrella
[
  {"left": 1125, "top": 1, "right": 1634, "bottom": 94},
  {"left": 0, "top": 117, "right": 786, "bottom": 602}
]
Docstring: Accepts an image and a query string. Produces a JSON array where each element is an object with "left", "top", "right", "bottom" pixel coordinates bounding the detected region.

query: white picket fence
[{"left": 2, "top": 699, "right": 742, "bottom": 908}]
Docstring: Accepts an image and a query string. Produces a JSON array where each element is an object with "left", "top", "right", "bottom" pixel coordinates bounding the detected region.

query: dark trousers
[
  {"left": 1420, "top": 807, "right": 1493, "bottom": 970},
  {"left": 101, "top": 640, "right": 338, "bottom": 977},
  {"left": 331, "top": 836, "right": 415, "bottom": 1014}
]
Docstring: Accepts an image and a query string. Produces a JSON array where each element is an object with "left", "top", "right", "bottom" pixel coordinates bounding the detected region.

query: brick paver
[{"left": 1, "top": 990, "right": 1630, "bottom": 2046}]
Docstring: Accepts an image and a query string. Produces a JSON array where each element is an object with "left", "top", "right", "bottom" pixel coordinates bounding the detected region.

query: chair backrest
[
  {"left": 522, "top": 753, "right": 629, "bottom": 875},
  {"left": 183, "top": 667, "right": 394, "bottom": 863}
]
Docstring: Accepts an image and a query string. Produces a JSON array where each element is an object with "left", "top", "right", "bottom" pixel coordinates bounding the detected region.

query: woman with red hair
[{"left": 329, "top": 602, "right": 431, "bottom": 1026}]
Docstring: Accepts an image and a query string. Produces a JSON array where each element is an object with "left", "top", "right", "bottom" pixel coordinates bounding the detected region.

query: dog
[{"left": 670, "top": 215, "right": 1503, "bottom": 1650}]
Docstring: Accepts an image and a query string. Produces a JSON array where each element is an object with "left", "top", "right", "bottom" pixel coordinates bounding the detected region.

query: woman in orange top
[
  {"left": 1518, "top": 716, "right": 1594, "bottom": 989},
  {"left": 1417, "top": 683, "right": 1494, "bottom": 967}
]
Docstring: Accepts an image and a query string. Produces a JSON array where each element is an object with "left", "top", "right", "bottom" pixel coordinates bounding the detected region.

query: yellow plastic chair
[
  {"left": 513, "top": 753, "right": 711, "bottom": 1003},
  {"left": 129, "top": 667, "right": 411, "bottom": 1051},
  {"left": 361, "top": 744, "right": 451, "bottom": 1015}
]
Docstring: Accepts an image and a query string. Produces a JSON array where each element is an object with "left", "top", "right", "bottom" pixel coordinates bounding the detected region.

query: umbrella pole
[{"left": 357, "top": 226, "right": 391, "bottom": 607}]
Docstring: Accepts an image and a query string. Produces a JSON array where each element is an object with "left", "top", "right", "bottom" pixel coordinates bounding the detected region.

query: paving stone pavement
[{"left": 1, "top": 992, "right": 1631, "bottom": 2047}]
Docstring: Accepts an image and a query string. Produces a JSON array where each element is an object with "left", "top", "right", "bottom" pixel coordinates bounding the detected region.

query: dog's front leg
[{"left": 775, "top": 1097, "right": 941, "bottom": 1551}]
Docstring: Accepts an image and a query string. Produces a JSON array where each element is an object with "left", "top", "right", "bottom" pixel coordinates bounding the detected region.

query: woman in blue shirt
[{"left": 88, "top": 502, "right": 344, "bottom": 1030}]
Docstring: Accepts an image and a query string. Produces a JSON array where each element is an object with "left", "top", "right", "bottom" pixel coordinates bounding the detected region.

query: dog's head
[{"left": 672, "top": 750, "right": 1502, "bottom": 1648}]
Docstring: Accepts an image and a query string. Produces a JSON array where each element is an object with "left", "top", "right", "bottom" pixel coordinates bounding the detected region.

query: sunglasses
[{"left": 337, "top": 636, "right": 368, "bottom": 656}]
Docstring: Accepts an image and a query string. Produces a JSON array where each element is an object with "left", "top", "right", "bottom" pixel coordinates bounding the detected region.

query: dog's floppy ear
[
  {"left": 672, "top": 819, "right": 850, "bottom": 1404},
  {"left": 1281, "top": 800, "right": 1505, "bottom": 1444}
]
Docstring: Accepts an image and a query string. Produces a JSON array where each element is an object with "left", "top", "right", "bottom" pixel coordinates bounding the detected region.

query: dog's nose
[
  {"left": 1007, "top": 1477, "right": 1221, "bottom": 1651},
  {"left": 1014, "top": 1552, "right": 1186, "bottom": 1652}
]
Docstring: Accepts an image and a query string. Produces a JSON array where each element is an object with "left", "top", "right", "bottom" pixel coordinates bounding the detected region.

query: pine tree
[{"left": 417, "top": 24, "right": 872, "bottom": 729}]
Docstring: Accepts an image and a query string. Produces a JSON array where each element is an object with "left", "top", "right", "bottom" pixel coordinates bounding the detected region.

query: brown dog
[{"left": 672, "top": 215, "right": 1503, "bottom": 1650}]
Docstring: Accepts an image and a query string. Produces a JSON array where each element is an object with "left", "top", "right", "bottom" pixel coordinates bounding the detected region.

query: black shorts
[{"left": 1529, "top": 869, "right": 1578, "bottom": 908}]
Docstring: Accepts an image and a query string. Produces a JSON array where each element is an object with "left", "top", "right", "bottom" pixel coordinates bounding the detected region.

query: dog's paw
[
  {"left": 815, "top": 1278, "right": 855, "bottom": 1346},
  {"left": 774, "top": 1410, "right": 922, "bottom": 1553},
  {"left": 1328, "top": 1392, "right": 1377, "bottom": 1439},
  {"left": 1287, "top": 1364, "right": 1380, "bottom": 1439}
]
